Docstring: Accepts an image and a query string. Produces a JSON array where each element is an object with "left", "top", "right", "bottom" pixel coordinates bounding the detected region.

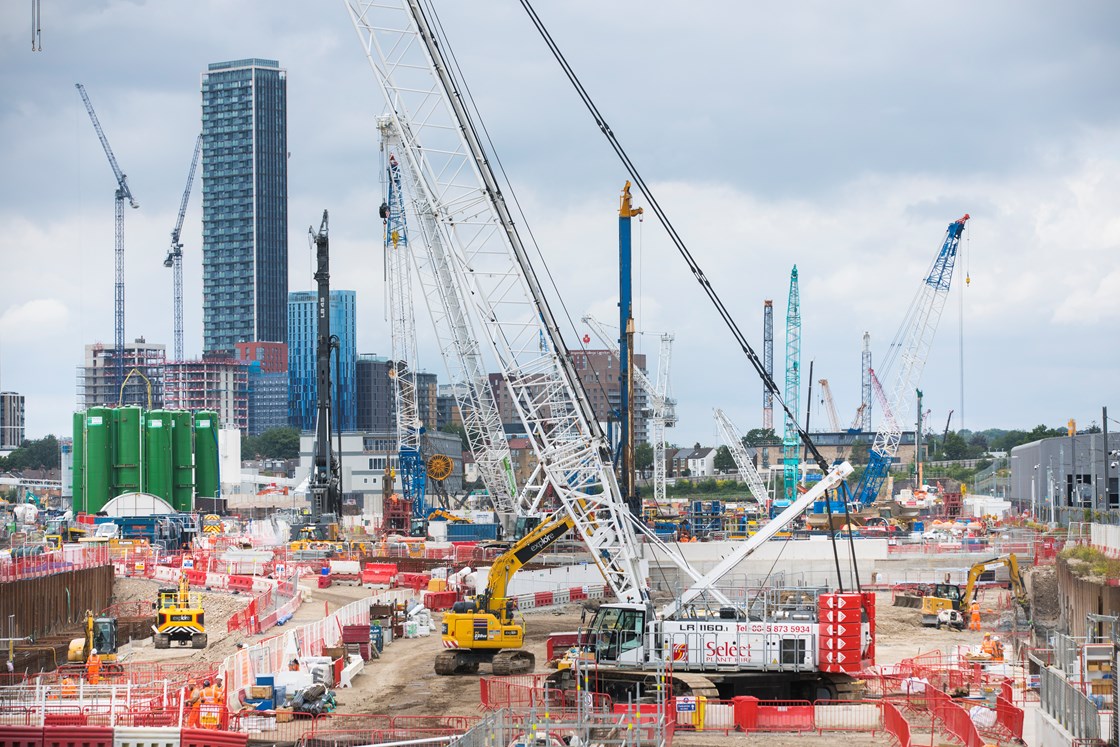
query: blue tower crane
[
  {"left": 382, "top": 152, "right": 427, "bottom": 520},
  {"left": 854, "top": 215, "right": 970, "bottom": 504}
]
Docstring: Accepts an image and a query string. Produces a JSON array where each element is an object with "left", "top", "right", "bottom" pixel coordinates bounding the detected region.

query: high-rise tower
[{"left": 201, "top": 58, "right": 288, "bottom": 354}]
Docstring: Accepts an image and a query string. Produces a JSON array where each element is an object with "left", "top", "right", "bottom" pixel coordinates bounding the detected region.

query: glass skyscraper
[
  {"left": 288, "top": 290, "right": 357, "bottom": 432},
  {"left": 201, "top": 58, "right": 288, "bottom": 354}
]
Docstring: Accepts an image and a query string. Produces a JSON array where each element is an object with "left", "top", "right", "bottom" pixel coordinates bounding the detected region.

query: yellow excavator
[
  {"left": 435, "top": 512, "right": 575, "bottom": 676},
  {"left": 67, "top": 611, "right": 119, "bottom": 663},
  {"left": 153, "top": 574, "right": 207, "bottom": 649},
  {"left": 919, "top": 554, "right": 1029, "bottom": 628}
]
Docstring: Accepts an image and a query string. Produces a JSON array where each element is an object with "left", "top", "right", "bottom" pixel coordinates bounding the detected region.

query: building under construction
[
  {"left": 77, "top": 338, "right": 166, "bottom": 409},
  {"left": 164, "top": 354, "right": 249, "bottom": 432}
]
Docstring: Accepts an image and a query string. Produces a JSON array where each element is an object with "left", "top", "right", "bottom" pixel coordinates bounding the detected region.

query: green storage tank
[
  {"left": 144, "top": 410, "right": 173, "bottom": 504},
  {"left": 113, "top": 405, "right": 144, "bottom": 496},
  {"left": 72, "top": 411, "right": 86, "bottom": 512},
  {"left": 83, "top": 407, "right": 112, "bottom": 514},
  {"left": 171, "top": 410, "right": 195, "bottom": 512},
  {"left": 194, "top": 411, "right": 220, "bottom": 499}
]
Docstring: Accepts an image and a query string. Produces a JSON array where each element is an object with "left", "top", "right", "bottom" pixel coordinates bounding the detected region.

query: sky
[{"left": 0, "top": 1, "right": 1118, "bottom": 446}]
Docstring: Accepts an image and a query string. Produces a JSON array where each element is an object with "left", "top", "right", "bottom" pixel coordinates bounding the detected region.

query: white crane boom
[
  {"left": 712, "top": 408, "right": 770, "bottom": 508},
  {"left": 818, "top": 379, "right": 842, "bottom": 432},
  {"left": 347, "top": 0, "right": 647, "bottom": 602},
  {"left": 377, "top": 119, "right": 521, "bottom": 514},
  {"left": 660, "top": 460, "right": 853, "bottom": 619}
]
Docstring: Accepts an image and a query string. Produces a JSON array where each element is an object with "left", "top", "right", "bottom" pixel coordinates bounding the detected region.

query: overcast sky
[{"left": 1, "top": 1, "right": 1118, "bottom": 446}]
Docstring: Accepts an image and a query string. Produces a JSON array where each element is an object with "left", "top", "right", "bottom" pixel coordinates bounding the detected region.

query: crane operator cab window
[{"left": 588, "top": 605, "right": 646, "bottom": 665}]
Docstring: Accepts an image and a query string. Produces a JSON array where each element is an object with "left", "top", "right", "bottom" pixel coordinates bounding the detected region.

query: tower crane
[
  {"left": 861, "top": 332, "right": 872, "bottom": 431},
  {"left": 381, "top": 150, "right": 427, "bottom": 520},
  {"left": 712, "top": 408, "right": 770, "bottom": 509},
  {"left": 762, "top": 300, "right": 774, "bottom": 430},
  {"left": 818, "top": 378, "right": 842, "bottom": 432},
  {"left": 782, "top": 266, "right": 801, "bottom": 501},
  {"left": 582, "top": 315, "right": 676, "bottom": 507},
  {"left": 376, "top": 119, "right": 521, "bottom": 519},
  {"left": 853, "top": 215, "right": 969, "bottom": 505},
  {"left": 164, "top": 134, "right": 202, "bottom": 362},
  {"left": 346, "top": 0, "right": 865, "bottom": 700},
  {"left": 76, "top": 83, "right": 139, "bottom": 396}
]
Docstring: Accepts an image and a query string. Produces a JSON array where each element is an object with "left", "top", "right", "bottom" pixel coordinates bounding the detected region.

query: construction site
[{"left": 3, "top": 2, "right": 1119, "bottom": 747}]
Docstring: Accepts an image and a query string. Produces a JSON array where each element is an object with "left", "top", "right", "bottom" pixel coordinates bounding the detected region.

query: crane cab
[{"left": 584, "top": 603, "right": 648, "bottom": 666}]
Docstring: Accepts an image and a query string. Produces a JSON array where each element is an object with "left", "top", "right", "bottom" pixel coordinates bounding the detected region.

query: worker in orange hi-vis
[
  {"left": 86, "top": 649, "right": 102, "bottom": 685},
  {"left": 185, "top": 680, "right": 202, "bottom": 728},
  {"left": 969, "top": 600, "right": 982, "bottom": 631}
]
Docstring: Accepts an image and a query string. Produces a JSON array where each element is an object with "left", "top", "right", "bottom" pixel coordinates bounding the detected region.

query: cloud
[{"left": 0, "top": 298, "right": 69, "bottom": 342}]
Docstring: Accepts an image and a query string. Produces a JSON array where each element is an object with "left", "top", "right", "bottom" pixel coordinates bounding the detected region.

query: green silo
[
  {"left": 113, "top": 405, "right": 144, "bottom": 496},
  {"left": 144, "top": 410, "right": 173, "bottom": 504},
  {"left": 194, "top": 411, "right": 220, "bottom": 499},
  {"left": 83, "top": 407, "right": 112, "bottom": 514},
  {"left": 171, "top": 410, "right": 195, "bottom": 512},
  {"left": 72, "top": 412, "right": 86, "bottom": 512}
]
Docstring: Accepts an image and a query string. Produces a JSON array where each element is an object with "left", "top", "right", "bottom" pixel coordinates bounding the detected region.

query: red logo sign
[{"left": 672, "top": 643, "right": 688, "bottom": 662}]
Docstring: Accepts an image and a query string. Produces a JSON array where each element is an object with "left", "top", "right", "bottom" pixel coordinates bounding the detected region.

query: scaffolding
[
  {"left": 76, "top": 339, "right": 166, "bottom": 409},
  {"left": 163, "top": 357, "right": 248, "bottom": 431}
]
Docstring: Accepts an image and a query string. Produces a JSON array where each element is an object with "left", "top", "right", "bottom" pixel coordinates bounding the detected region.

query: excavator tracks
[
  {"left": 434, "top": 650, "right": 482, "bottom": 675},
  {"left": 491, "top": 650, "right": 535, "bottom": 676}
]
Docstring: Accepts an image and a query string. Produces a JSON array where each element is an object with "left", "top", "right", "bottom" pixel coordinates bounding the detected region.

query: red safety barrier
[
  {"left": 534, "top": 591, "right": 555, "bottom": 607},
  {"left": 926, "top": 684, "right": 984, "bottom": 747},
  {"left": 422, "top": 591, "right": 458, "bottom": 611},
  {"left": 181, "top": 728, "right": 246, "bottom": 747},
  {"left": 755, "top": 700, "right": 814, "bottom": 732},
  {"left": 881, "top": 700, "right": 912, "bottom": 747},
  {"left": 0, "top": 726, "right": 43, "bottom": 747},
  {"left": 226, "top": 575, "right": 255, "bottom": 593},
  {"left": 546, "top": 632, "right": 581, "bottom": 661},
  {"left": 569, "top": 587, "right": 586, "bottom": 602},
  {"left": 995, "top": 681, "right": 1024, "bottom": 741},
  {"left": 41, "top": 726, "right": 112, "bottom": 747}
]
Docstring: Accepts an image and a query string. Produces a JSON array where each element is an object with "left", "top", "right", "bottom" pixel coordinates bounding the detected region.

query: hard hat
[
  {"left": 983, "top": 632, "right": 991, "bottom": 637},
  {"left": 90, "top": 648, "right": 98, "bottom": 655}
]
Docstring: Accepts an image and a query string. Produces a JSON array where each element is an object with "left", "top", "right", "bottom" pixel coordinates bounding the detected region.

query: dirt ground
[
  {"left": 334, "top": 605, "right": 584, "bottom": 717},
  {"left": 112, "top": 576, "right": 256, "bottom": 663}
]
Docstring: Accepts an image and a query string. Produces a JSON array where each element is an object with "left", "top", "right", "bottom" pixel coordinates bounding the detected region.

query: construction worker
[
  {"left": 186, "top": 680, "right": 202, "bottom": 728},
  {"left": 969, "top": 600, "right": 982, "bottom": 631},
  {"left": 86, "top": 648, "right": 102, "bottom": 685},
  {"left": 199, "top": 678, "right": 220, "bottom": 730},
  {"left": 61, "top": 676, "right": 77, "bottom": 698},
  {"left": 980, "top": 632, "right": 997, "bottom": 658}
]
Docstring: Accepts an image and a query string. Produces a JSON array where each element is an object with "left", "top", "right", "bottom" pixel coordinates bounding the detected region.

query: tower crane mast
[
  {"left": 76, "top": 83, "right": 139, "bottom": 395},
  {"left": 763, "top": 300, "right": 774, "bottom": 430},
  {"left": 164, "top": 134, "right": 202, "bottom": 362},
  {"left": 782, "top": 267, "right": 801, "bottom": 501},
  {"left": 307, "top": 212, "right": 342, "bottom": 532},
  {"left": 854, "top": 214, "right": 969, "bottom": 504}
]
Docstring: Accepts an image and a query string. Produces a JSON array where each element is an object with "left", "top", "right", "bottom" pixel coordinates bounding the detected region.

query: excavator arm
[
  {"left": 962, "top": 554, "right": 1028, "bottom": 609},
  {"left": 476, "top": 512, "right": 575, "bottom": 624}
]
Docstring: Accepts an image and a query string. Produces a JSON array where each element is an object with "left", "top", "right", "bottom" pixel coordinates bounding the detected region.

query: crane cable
[{"left": 518, "top": 0, "right": 858, "bottom": 592}]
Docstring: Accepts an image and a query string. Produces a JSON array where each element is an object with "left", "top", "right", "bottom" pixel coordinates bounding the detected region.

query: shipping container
[{"left": 445, "top": 523, "right": 501, "bottom": 542}]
